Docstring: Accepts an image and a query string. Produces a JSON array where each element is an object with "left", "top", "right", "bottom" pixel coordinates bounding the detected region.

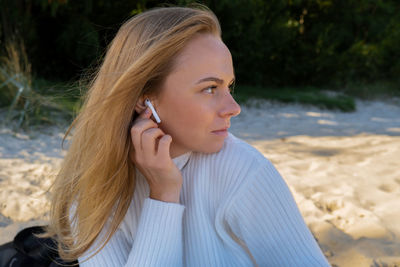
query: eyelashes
[
  {"left": 229, "top": 81, "right": 235, "bottom": 93},
  {"left": 203, "top": 82, "right": 235, "bottom": 94}
]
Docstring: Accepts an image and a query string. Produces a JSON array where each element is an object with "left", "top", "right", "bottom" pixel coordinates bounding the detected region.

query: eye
[
  {"left": 203, "top": 86, "right": 217, "bottom": 94},
  {"left": 228, "top": 81, "right": 235, "bottom": 94}
]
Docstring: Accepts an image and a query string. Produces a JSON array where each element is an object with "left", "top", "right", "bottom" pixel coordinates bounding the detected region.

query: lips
[
  {"left": 212, "top": 127, "right": 229, "bottom": 137},
  {"left": 212, "top": 126, "right": 229, "bottom": 132}
]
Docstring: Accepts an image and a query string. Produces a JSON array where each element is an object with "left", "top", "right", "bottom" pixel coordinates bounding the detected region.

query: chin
[{"left": 194, "top": 141, "right": 225, "bottom": 154}]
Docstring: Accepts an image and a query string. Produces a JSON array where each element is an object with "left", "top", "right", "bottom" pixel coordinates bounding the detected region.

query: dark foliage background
[{"left": 1, "top": 0, "right": 400, "bottom": 89}]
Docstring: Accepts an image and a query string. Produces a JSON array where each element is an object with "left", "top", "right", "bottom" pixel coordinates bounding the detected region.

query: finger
[
  {"left": 129, "top": 107, "right": 152, "bottom": 130},
  {"left": 132, "top": 106, "right": 157, "bottom": 128},
  {"left": 131, "top": 119, "right": 158, "bottom": 154},
  {"left": 157, "top": 134, "right": 172, "bottom": 159},
  {"left": 129, "top": 141, "right": 136, "bottom": 164},
  {"left": 137, "top": 107, "right": 152, "bottom": 120},
  {"left": 142, "top": 127, "right": 165, "bottom": 157}
]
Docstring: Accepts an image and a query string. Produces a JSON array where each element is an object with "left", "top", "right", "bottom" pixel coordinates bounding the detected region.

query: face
[{"left": 154, "top": 33, "right": 241, "bottom": 158}]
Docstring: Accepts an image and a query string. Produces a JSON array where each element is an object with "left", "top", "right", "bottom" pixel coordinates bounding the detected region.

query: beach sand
[{"left": 1, "top": 98, "right": 400, "bottom": 266}]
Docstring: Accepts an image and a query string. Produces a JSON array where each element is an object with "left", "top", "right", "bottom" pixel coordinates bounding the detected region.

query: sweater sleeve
[
  {"left": 79, "top": 197, "right": 185, "bottom": 267},
  {"left": 226, "top": 159, "right": 331, "bottom": 267}
]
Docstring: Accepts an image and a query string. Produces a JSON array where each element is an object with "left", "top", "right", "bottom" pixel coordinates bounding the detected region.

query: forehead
[
  {"left": 175, "top": 33, "right": 232, "bottom": 65},
  {"left": 167, "top": 33, "right": 234, "bottom": 84}
]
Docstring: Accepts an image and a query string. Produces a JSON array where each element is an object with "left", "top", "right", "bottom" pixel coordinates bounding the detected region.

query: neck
[{"left": 169, "top": 142, "right": 191, "bottom": 159}]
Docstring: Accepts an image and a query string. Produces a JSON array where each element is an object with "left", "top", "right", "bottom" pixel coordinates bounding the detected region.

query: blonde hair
[{"left": 45, "top": 5, "right": 221, "bottom": 262}]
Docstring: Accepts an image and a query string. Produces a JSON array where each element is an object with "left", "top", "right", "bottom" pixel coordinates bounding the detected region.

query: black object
[{"left": 0, "top": 226, "right": 79, "bottom": 267}]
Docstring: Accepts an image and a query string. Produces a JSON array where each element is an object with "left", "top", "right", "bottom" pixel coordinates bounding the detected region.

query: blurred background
[
  {"left": 1, "top": 0, "right": 400, "bottom": 128},
  {"left": 1, "top": 2, "right": 400, "bottom": 266}
]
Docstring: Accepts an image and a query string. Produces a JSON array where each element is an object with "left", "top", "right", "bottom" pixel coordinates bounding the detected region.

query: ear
[
  {"left": 134, "top": 95, "right": 147, "bottom": 114},
  {"left": 134, "top": 95, "right": 158, "bottom": 114}
]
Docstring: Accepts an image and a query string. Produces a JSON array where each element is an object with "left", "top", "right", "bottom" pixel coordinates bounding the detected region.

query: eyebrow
[{"left": 196, "top": 76, "right": 235, "bottom": 85}]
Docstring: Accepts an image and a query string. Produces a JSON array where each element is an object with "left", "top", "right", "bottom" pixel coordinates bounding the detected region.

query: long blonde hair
[{"left": 45, "top": 5, "right": 221, "bottom": 261}]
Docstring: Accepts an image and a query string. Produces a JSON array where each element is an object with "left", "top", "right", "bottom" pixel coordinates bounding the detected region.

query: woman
[{"left": 46, "top": 5, "right": 330, "bottom": 266}]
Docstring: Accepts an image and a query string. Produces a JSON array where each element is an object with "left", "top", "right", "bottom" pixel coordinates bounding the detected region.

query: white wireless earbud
[{"left": 144, "top": 98, "right": 161, "bottom": 123}]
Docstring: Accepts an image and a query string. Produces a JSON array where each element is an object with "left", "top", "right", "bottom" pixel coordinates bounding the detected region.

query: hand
[{"left": 130, "top": 107, "right": 183, "bottom": 203}]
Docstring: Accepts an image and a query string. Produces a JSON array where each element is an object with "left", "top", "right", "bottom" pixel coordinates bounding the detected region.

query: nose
[{"left": 219, "top": 91, "right": 241, "bottom": 118}]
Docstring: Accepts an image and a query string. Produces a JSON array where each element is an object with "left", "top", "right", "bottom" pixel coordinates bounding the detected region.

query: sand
[{"left": 1, "top": 98, "right": 400, "bottom": 266}]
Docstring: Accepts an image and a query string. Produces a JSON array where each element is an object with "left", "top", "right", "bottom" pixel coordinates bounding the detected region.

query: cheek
[
  {"left": 160, "top": 97, "right": 211, "bottom": 136},
  {"left": 160, "top": 98, "right": 224, "bottom": 153},
  {"left": 174, "top": 101, "right": 209, "bottom": 131}
]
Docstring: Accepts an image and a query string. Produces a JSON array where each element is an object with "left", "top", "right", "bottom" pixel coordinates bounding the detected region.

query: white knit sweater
[{"left": 78, "top": 132, "right": 330, "bottom": 266}]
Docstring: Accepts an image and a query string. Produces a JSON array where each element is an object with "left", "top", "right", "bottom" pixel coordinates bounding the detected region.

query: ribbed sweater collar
[{"left": 172, "top": 151, "right": 192, "bottom": 171}]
